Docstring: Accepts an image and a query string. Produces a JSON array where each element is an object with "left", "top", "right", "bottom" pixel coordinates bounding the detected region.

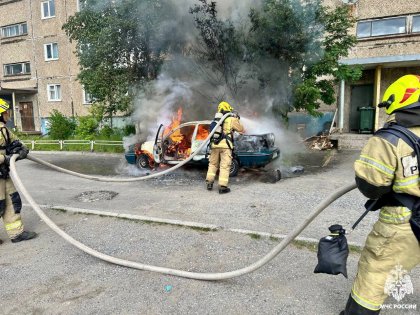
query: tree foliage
[
  {"left": 63, "top": 0, "right": 173, "bottom": 117},
  {"left": 63, "top": 0, "right": 360, "bottom": 119},
  {"left": 293, "top": 4, "right": 362, "bottom": 115},
  {"left": 248, "top": 0, "right": 361, "bottom": 116},
  {"left": 189, "top": 0, "right": 243, "bottom": 98}
]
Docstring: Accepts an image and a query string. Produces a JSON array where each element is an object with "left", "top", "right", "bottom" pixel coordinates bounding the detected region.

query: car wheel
[
  {"left": 229, "top": 159, "right": 240, "bottom": 177},
  {"left": 136, "top": 154, "right": 150, "bottom": 169}
]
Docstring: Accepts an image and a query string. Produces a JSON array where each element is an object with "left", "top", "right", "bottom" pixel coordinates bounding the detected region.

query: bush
[
  {"left": 98, "top": 125, "right": 113, "bottom": 138},
  {"left": 122, "top": 124, "right": 136, "bottom": 136},
  {"left": 48, "top": 110, "right": 76, "bottom": 139},
  {"left": 75, "top": 116, "right": 99, "bottom": 140}
]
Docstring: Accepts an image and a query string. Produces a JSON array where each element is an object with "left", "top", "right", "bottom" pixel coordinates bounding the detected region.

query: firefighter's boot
[
  {"left": 206, "top": 181, "right": 213, "bottom": 191},
  {"left": 11, "top": 231, "right": 37, "bottom": 243},
  {"left": 219, "top": 186, "right": 231, "bottom": 194},
  {"left": 339, "top": 295, "right": 380, "bottom": 315}
]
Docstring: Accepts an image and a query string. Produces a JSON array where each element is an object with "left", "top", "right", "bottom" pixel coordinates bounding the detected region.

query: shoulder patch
[{"left": 401, "top": 154, "right": 419, "bottom": 177}]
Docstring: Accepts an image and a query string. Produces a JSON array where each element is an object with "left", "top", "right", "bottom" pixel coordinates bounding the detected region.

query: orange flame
[
  {"left": 164, "top": 108, "right": 183, "bottom": 142},
  {"left": 196, "top": 124, "right": 209, "bottom": 140},
  {"left": 164, "top": 107, "right": 183, "bottom": 133}
]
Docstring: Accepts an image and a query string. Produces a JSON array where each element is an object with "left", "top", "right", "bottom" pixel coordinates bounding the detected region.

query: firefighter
[
  {"left": 340, "top": 75, "right": 420, "bottom": 314},
  {"left": 0, "top": 98, "right": 36, "bottom": 244},
  {"left": 206, "top": 101, "right": 244, "bottom": 194}
]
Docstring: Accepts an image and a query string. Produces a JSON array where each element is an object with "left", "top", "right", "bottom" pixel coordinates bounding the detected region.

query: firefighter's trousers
[
  {"left": 0, "top": 178, "right": 24, "bottom": 239},
  {"left": 351, "top": 219, "right": 420, "bottom": 311},
  {"left": 206, "top": 148, "right": 232, "bottom": 187}
]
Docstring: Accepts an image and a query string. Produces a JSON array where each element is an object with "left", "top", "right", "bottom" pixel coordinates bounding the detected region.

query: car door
[{"left": 153, "top": 124, "right": 164, "bottom": 163}]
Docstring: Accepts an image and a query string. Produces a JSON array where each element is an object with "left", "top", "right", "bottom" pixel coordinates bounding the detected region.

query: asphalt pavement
[{"left": 0, "top": 150, "right": 418, "bottom": 315}]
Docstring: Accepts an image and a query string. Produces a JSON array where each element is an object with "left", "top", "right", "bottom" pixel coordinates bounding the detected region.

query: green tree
[
  {"left": 189, "top": 0, "right": 244, "bottom": 98},
  {"left": 248, "top": 0, "right": 361, "bottom": 116},
  {"left": 63, "top": 0, "right": 173, "bottom": 118},
  {"left": 293, "top": 5, "right": 362, "bottom": 115}
]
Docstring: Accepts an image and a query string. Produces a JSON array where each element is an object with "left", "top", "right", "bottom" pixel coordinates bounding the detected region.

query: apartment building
[
  {"left": 338, "top": 0, "right": 420, "bottom": 133},
  {"left": 0, "top": 0, "right": 90, "bottom": 133}
]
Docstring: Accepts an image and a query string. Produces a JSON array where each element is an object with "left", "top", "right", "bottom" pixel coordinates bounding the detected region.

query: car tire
[
  {"left": 229, "top": 159, "right": 240, "bottom": 177},
  {"left": 136, "top": 154, "right": 150, "bottom": 169}
]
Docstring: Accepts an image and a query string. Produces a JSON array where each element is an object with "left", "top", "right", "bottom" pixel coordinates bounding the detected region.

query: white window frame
[
  {"left": 3, "top": 62, "right": 31, "bottom": 76},
  {"left": 1, "top": 22, "right": 28, "bottom": 38},
  {"left": 82, "top": 88, "right": 93, "bottom": 104},
  {"left": 41, "top": 0, "right": 56, "bottom": 19},
  {"left": 47, "top": 84, "right": 61, "bottom": 101},
  {"left": 44, "top": 43, "right": 59, "bottom": 61}
]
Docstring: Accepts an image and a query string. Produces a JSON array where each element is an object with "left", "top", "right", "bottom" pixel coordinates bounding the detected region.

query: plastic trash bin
[{"left": 358, "top": 107, "right": 375, "bottom": 134}]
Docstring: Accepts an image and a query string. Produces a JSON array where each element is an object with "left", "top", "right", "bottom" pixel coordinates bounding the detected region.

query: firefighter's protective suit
[
  {"left": 0, "top": 123, "right": 26, "bottom": 239},
  {"left": 342, "top": 75, "right": 420, "bottom": 314},
  {"left": 206, "top": 102, "right": 244, "bottom": 192},
  {"left": 0, "top": 98, "right": 34, "bottom": 243}
]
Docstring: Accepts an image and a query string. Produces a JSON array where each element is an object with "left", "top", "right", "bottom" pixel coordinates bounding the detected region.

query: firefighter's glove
[
  {"left": 2, "top": 154, "right": 10, "bottom": 166},
  {"left": 16, "top": 148, "right": 29, "bottom": 161},
  {"left": 6, "top": 140, "right": 23, "bottom": 155}
]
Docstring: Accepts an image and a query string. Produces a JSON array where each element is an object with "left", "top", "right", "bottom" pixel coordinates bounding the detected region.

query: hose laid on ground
[
  {"left": 27, "top": 112, "right": 235, "bottom": 182},
  {"left": 10, "top": 151, "right": 357, "bottom": 280}
]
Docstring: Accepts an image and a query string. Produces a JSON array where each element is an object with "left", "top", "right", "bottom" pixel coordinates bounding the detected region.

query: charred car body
[{"left": 125, "top": 120, "right": 280, "bottom": 176}]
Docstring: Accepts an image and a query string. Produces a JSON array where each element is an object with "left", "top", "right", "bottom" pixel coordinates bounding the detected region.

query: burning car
[{"left": 125, "top": 119, "right": 280, "bottom": 177}]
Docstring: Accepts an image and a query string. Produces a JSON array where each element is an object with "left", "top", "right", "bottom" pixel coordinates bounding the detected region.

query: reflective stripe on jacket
[{"left": 354, "top": 120, "right": 420, "bottom": 223}]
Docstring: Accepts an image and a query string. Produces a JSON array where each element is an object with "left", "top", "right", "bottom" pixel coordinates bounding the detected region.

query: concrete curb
[{"left": 26, "top": 204, "right": 364, "bottom": 249}]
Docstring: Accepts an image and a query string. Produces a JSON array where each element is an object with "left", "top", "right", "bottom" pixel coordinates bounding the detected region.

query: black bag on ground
[{"left": 314, "top": 224, "right": 349, "bottom": 278}]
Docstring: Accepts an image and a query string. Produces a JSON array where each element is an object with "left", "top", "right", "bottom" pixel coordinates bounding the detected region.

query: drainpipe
[
  {"left": 12, "top": 91, "right": 17, "bottom": 129},
  {"left": 373, "top": 66, "right": 382, "bottom": 131},
  {"left": 339, "top": 79, "right": 345, "bottom": 133}
]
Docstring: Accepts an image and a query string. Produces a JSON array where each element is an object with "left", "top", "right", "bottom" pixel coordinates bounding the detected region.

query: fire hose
[{"left": 8, "top": 112, "right": 357, "bottom": 280}]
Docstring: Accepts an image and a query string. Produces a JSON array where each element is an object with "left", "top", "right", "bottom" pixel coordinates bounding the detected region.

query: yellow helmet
[
  {"left": 379, "top": 74, "right": 420, "bottom": 114},
  {"left": 0, "top": 98, "right": 10, "bottom": 114},
  {"left": 218, "top": 101, "right": 233, "bottom": 113}
]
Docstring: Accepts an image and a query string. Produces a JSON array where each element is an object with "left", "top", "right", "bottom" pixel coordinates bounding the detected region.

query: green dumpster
[{"left": 358, "top": 107, "right": 375, "bottom": 134}]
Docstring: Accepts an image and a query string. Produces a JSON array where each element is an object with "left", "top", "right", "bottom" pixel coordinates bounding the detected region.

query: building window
[
  {"left": 1, "top": 22, "right": 28, "bottom": 38},
  {"left": 4, "top": 62, "right": 31, "bottom": 76},
  {"left": 44, "top": 43, "right": 59, "bottom": 61},
  {"left": 413, "top": 15, "right": 420, "bottom": 33},
  {"left": 357, "top": 17, "right": 406, "bottom": 38},
  {"left": 47, "top": 84, "right": 61, "bottom": 101},
  {"left": 372, "top": 17, "right": 406, "bottom": 37},
  {"left": 83, "top": 89, "right": 93, "bottom": 104},
  {"left": 41, "top": 0, "right": 56, "bottom": 19},
  {"left": 356, "top": 21, "right": 371, "bottom": 38}
]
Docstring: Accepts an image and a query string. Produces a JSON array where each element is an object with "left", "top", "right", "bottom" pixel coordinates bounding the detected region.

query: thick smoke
[{"left": 123, "top": 0, "right": 322, "bottom": 155}]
